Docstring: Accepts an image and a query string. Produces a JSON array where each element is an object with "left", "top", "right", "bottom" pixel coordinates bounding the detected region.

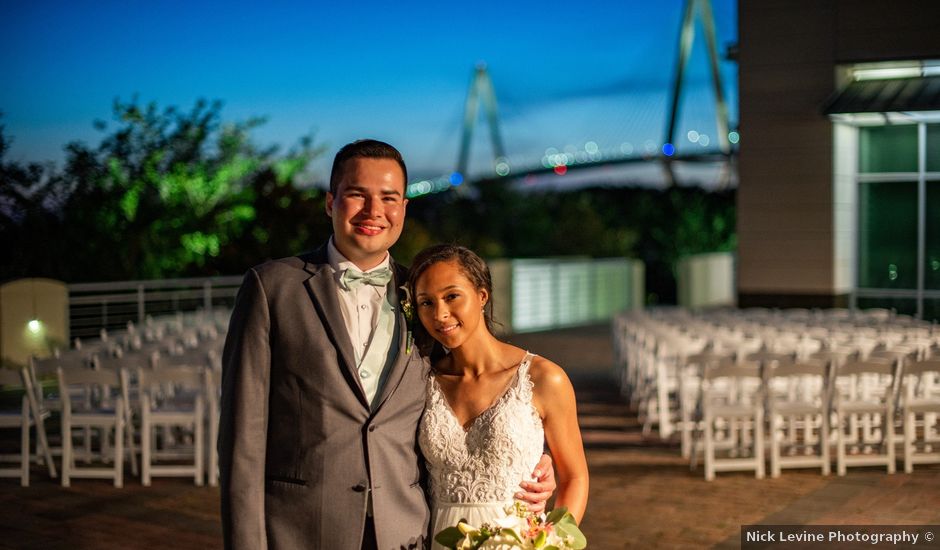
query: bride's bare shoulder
[{"left": 527, "top": 355, "right": 574, "bottom": 396}]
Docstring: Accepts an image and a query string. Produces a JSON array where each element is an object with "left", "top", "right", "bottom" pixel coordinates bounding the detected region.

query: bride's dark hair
[{"left": 407, "top": 244, "right": 498, "bottom": 355}]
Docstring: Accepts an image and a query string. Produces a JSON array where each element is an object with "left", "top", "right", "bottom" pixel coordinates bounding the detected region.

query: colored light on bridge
[
  {"left": 662, "top": 143, "right": 676, "bottom": 156},
  {"left": 728, "top": 131, "right": 740, "bottom": 144},
  {"left": 553, "top": 165, "right": 567, "bottom": 175},
  {"left": 698, "top": 134, "right": 710, "bottom": 147},
  {"left": 495, "top": 161, "right": 510, "bottom": 176},
  {"left": 449, "top": 172, "right": 464, "bottom": 186},
  {"left": 584, "top": 141, "right": 599, "bottom": 154},
  {"left": 28, "top": 319, "right": 43, "bottom": 334},
  {"left": 687, "top": 130, "right": 700, "bottom": 143},
  {"left": 620, "top": 142, "right": 634, "bottom": 155}
]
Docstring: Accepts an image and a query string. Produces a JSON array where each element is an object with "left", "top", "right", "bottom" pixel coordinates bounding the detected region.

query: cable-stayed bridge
[{"left": 406, "top": 0, "right": 738, "bottom": 198}]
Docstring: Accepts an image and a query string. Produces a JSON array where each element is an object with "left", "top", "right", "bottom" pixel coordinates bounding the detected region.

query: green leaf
[
  {"left": 433, "top": 527, "right": 464, "bottom": 549},
  {"left": 499, "top": 528, "right": 522, "bottom": 543},
  {"left": 533, "top": 530, "right": 547, "bottom": 548},
  {"left": 554, "top": 515, "right": 587, "bottom": 550},
  {"left": 545, "top": 506, "right": 568, "bottom": 525}
]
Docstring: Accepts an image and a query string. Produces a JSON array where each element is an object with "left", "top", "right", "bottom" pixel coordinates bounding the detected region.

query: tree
[{"left": 1, "top": 99, "right": 328, "bottom": 282}]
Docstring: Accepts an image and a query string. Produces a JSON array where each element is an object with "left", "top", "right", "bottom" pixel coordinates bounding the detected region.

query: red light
[{"left": 553, "top": 165, "right": 567, "bottom": 175}]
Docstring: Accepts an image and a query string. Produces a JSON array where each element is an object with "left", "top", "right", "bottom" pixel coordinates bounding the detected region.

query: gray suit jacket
[{"left": 219, "top": 245, "right": 430, "bottom": 550}]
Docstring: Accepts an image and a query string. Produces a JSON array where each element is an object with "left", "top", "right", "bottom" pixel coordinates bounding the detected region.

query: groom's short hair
[{"left": 329, "top": 139, "right": 408, "bottom": 195}]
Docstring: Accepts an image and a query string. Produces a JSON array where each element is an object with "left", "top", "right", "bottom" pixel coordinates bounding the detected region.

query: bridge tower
[
  {"left": 665, "top": 0, "right": 732, "bottom": 156},
  {"left": 456, "top": 63, "right": 506, "bottom": 182}
]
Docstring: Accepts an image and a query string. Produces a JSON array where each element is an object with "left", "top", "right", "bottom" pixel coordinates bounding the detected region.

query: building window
[{"left": 856, "top": 122, "right": 940, "bottom": 320}]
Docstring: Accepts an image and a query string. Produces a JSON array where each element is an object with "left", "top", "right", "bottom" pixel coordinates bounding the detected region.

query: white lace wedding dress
[{"left": 419, "top": 352, "right": 544, "bottom": 549}]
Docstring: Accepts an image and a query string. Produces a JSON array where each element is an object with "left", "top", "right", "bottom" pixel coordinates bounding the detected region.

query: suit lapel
[
  {"left": 301, "top": 247, "right": 369, "bottom": 409},
  {"left": 372, "top": 261, "right": 414, "bottom": 413}
]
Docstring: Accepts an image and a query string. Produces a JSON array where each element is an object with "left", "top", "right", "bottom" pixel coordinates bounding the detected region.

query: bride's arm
[{"left": 532, "top": 358, "right": 589, "bottom": 523}]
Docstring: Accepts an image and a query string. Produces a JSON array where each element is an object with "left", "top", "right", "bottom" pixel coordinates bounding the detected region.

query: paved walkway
[{"left": 1, "top": 324, "right": 938, "bottom": 549}]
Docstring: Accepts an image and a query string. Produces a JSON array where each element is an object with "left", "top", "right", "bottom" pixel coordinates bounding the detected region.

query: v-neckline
[{"left": 433, "top": 352, "right": 532, "bottom": 433}]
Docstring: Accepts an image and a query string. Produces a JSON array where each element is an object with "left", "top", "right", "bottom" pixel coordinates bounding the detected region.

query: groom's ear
[{"left": 325, "top": 192, "right": 334, "bottom": 217}]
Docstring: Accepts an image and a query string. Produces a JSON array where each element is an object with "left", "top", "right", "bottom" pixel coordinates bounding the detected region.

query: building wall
[{"left": 736, "top": 0, "right": 940, "bottom": 307}]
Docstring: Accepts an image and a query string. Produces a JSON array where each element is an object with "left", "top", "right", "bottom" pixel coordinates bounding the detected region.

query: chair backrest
[
  {"left": 58, "top": 366, "right": 122, "bottom": 387},
  {"left": 94, "top": 350, "right": 157, "bottom": 372},
  {"left": 746, "top": 350, "right": 796, "bottom": 366},
  {"left": 837, "top": 358, "right": 897, "bottom": 377},
  {"left": 139, "top": 365, "right": 206, "bottom": 389},
  {"left": 686, "top": 352, "right": 733, "bottom": 368},
  {"left": 156, "top": 348, "right": 210, "bottom": 370},
  {"left": 703, "top": 359, "right": 760, "bottom": 381},
  {"left": 902, "top": 358, "right": 940, "bottom": 377},
  {"left": 767, "top": 358, "right": 829, "bottom": 379}
]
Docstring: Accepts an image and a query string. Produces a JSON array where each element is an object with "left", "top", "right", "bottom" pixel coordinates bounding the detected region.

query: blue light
[
  {"left": 662, "top": 143, "right": 675, "bottom": 156},
  {"left": 449, "top": 172, "right": 464, "bottom": 186}
]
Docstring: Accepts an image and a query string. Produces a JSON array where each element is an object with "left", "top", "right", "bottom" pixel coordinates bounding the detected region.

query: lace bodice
[{"left": 419, "top": 353, "right": 544, "bottom": 504}]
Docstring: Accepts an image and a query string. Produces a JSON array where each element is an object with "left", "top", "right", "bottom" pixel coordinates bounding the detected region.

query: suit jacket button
[
  {"left": 368, "top": 425, "right": 376, "bottom": 432},
  {"left": 352, "top": 483, "right": 367, "bottom": 492}
]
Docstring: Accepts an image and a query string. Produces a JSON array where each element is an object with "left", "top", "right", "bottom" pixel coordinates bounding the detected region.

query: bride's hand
[{"left": 515, "top": 453, "right": 556, "bottom": 513}]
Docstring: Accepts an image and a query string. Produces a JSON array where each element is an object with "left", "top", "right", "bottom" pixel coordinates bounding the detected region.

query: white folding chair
[
  {"left": 679, "top": 351, "right": 732, "bottom": 461},
  {"left": 0, "top": 368, "right": 35, "bottom": 486},
  {"left": 58, "top": 366, "right": 127, "bottom": 487},
  {"left": 832, "top": 358, "right": 898, "bottom": 475},
  {"left": 701, "top": 360, "right": 765, "bottom": 481},
  {"left": 157, "top": 348, "right": 219, "bottom": 486},
  {"left": 139, "top": 366, "right": 205, "bottom": 486},
  {"left": 766, "top": 358, "right": 831, "bottom": 476},
  {"left": 901, "top": 358, "right": 940, "bottom": 473}
]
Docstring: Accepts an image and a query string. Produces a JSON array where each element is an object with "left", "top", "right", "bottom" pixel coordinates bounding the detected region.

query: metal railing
[{"left": 68, "top": 276, "right": 243, "bottom": 339}]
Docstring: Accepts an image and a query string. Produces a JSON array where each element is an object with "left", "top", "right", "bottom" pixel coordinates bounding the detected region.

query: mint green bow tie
[{"left": 340, "top": 267, "right": 393, "bottom": 290}]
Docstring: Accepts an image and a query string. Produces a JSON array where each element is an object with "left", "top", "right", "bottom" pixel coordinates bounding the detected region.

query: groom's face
[{"left": 326, "top": 157, "right": 408, "bottom": 270}]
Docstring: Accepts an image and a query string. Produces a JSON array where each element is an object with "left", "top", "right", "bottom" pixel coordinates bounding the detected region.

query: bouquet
[{"left": 434, "top": 503, "right": 587, "bottom": 550}]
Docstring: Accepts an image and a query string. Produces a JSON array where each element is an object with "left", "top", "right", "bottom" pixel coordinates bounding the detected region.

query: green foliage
[{"left": 0, "top": 101, "right": 327, "bottom": 282}]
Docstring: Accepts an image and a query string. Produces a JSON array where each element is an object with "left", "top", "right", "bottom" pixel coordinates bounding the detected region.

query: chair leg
[
  {"left": 705, "top": 414, "right": 715, "bottom": 481},
  {"left": 905, "top": 410, "right": 914, "bottom": 474},
  {"left": 141, "top": 407, "right": 151, "bottom": 486},
  {"left": 837, "top": 411, "right": 847, "bottom": 476},
  {"left": 21, "top": 399, "right": 30, "bottom": 487},
  {"left": 61, "top": 417, "right": 72, "bottom": 488},
  {"left": 208, "top": 405, "right": 219, "bottom": 487},
  {"left": 35, "top": 416, "right": 57, "bottom": 479},
  {"left": 125, "top": 402, "right": 138, "bottom": 477},
  {"left": 886, "top": 410, "right": 896, "bottom": 474},
  {"left": 821, "top": 413, "right": 831, "bottom": 476},
  {"left": 755, "top": 409, "right": 765, "bottom": 479},
  {"left": 195, "top": 401, "right": 204, "bottom": 487},
  {"left": 115, "top": 406, "right": 124, "bottom": 488},
  {"left": 770, "top": 415, "right": 781, "bottom": 478}
]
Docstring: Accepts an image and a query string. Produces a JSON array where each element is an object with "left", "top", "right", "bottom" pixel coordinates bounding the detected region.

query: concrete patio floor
[{"left": 1, "top": 324, "right": 938, "bottom": 549}]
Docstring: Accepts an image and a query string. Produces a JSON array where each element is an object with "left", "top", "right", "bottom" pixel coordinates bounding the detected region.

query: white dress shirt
[{"left": 327, "top": 238, "right": 392, "bottom": 402}]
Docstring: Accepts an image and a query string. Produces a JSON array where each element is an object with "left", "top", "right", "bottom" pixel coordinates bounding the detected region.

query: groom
[{"left": 219, "top": 139, "right": 554, "bottom": 550}]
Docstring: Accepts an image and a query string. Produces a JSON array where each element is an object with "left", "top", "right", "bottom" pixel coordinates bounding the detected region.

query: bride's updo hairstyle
[{"left": 408, "top": 244, "right": 496, "bottom": 333}]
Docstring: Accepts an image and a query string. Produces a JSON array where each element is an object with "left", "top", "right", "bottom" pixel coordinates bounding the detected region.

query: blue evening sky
[{"left": 1, "top": 0, "right": 738, "bottom": 184}]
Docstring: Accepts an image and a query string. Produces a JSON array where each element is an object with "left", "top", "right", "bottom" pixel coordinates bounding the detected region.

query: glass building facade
[{"left": 853, "top": 118, "right": 940, "bottom": 319}]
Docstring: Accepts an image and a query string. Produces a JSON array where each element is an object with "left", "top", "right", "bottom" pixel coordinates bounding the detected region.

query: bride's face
[{"left": 414, "top": 260, "right": 489, "bottom": 350}]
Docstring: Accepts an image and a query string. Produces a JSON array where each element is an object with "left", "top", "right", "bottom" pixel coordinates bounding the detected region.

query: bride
[{"left": 408, "top": 244, "right": 589, "bottom": 548}]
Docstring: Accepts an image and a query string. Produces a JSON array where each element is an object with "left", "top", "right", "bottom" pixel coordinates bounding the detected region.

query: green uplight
[{"left": 28, "top": 319, "right": 42, "bottom": 334}]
